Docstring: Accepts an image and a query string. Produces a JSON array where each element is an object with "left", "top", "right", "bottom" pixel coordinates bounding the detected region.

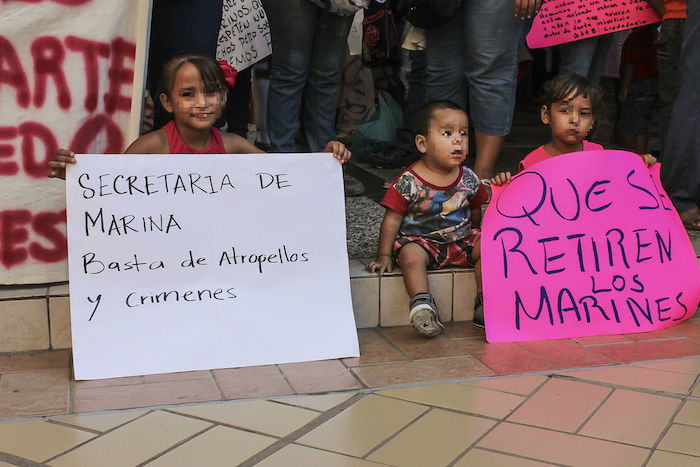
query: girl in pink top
[
  {"left": 49, "top": 54, "right": 350, "bottom": 178},
  {"left": 491, "top": 73, "right": 655, "bottom": 186}
]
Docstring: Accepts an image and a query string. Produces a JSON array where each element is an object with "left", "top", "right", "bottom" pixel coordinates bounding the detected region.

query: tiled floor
[{"left": 1, "top": 314, "right": 700, "bottom": 466}]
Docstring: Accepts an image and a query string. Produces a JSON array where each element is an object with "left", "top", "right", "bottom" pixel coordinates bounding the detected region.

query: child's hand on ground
[
  {"left": 366, "top": 255, "right": 393, "bottom": 275},
  {"left": 490, "top": 172, "right": 511, "bottom": 186},
  {"left": 324, "top": 140, "right": 351, "bottom": 164},
  {"left": 641, "top": 153, "right": 657, "bottom": 167},
  {"left": 48, "top": 149, "right": 76, "bottom": 180}
]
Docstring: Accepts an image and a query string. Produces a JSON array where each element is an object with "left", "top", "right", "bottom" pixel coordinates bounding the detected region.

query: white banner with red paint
[{"left": 0, "top": 0, "right": 150, "bottom": 284}]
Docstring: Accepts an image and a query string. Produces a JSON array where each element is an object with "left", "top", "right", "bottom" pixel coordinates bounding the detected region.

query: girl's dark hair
[
  {"left": 159, "top": 54, "right": 227, "bottom": 97},
  {"left": 539, "top": 73, "right": 604, "bottom": 117},
  {"left": 413, "top": 100, "right": 464, "bottom": 136}
]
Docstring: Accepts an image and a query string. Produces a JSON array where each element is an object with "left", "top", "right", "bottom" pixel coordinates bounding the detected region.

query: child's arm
[
  {"left": 221, "top": 133, "right": 264, "bottom": 154},
  {"left": 48, "top": 148, "right": 76, "bottom": 180},
  {"left": 366, "top": 208, "right": 403, "bottom": 275}
]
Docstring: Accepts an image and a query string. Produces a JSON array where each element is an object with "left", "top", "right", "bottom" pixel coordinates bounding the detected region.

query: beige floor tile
[
  {"left": 646, "top": 450, "right": 700, "bottom": 467},
  {"left": 636, "top": 357, "right": 700, "bottom": 375},
  {"left": 676, "top": 400, "right": 700, "bottom": 427},
  {"left": 171, "top": 400, "right": 318, "bottom": 437},
  {"left": 142, "top": 370, "right": 213, "bottom": 383},
  {"left": 368, "top": 408, "right": 495, "bottom": 467},
  {"left": 478, "top": 422, "right": 649, "bottom": 467},
  {"left": 0, "top": 298, "right": 49, "bottom": 352},
  {"left": 71, "top": 377, "right": 221, "bottom": 412},
  {"left": 49, "top": 411, "right": 211, "bottom": 467},
  {"left": 0, "top": 461, "right": 17, "bottom": 467},
  {"left": 49, "top": 297, "right": 72, "bottom": 349},
  {"left": 454, "top": 448, "right": 554, "bottom": 466},
  {"left": 657, "top": 424, "right": 700, "bottom": 456},
  {"left": 352, "top": 356, "right": 494, "bottom": 387},
  {"left": 297, "top": 394, "right": 428, "bottom": 457},
  {"left": 278, "top": 360, "right": 363, "bottom": 393},
  {"left": 379, "top": 275, "right": 411, "bottom": 327},
  {"left": 146, "top": 425, "right": 275, "bottom": 467},
  {"left": 52, "top": 410, "right": 148, "bottom": 432},
  {"left": 559, "top": 365, "right": 697, "bottom": 394},
  {"left": 579, "top": 389, "right": 680, "bottom": 446},
  {"left": 0, "top": 368, "right": 70, "bottom": 419},
  {"left": 257, "top": 444, "right": 386, "bottom": 466},
  {"left": 453, "top": 269, "right": 477, "bottom": 321},
  {"left": 461, "top": 374, "right": 548, "bottom": 396},
  {"left": 0, "top": 421, "right": 95, "bottom": 463},
  {"left": 508, "top": 378, "right": 611, "bottom": 432},
  {"left": 692, "top": 384, "right": 700, "bottom": 397},
  {"left": 271, "top": 392, "right": 356, "bottom": 412},
  {"left": 377, "top": 383, "right": 524, "bottom": 419},
  {"left": 350, "top": 276, "right": 379, "bottom": 328},
  {"left": 0, "top": 349, "right": 70, "bottom": 372},
  {"left": 213, "top": 365, "right": 294, "bottom": 399}
]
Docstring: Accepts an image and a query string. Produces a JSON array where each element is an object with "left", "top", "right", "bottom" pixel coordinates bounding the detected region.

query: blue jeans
[
  {"left": 657, "top": 18, "right": 685, "bottom": 153},
  {"left": 425, "top": 0, "right": 531, "bottom": 137},
  {"left": 262, "top": 0, "right": 352, "bottom": 152},
  {"left": 661, "top": 0, "right": 700, "bottom": 212},
  {"left": 558, "top": 34, "right": 614, "bottom": 85}
]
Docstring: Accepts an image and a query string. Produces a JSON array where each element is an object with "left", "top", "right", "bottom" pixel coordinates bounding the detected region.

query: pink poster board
[
  {"left": 527, "top": 0, "right": 661, "bottom": 49},
  {"left": 481, "top": 151, "right": 700, "bottom": 343}
]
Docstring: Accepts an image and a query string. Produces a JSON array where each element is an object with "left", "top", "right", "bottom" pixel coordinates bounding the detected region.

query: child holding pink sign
[
  {"left": 366, "top": 101, "right": 488, "bottom": 336},
  {"left": 491, "top": 73, "right": 656, "bottom": 186}
]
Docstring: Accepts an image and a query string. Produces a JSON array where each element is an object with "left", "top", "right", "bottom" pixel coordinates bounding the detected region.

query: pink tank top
[
  {"left": 519, "top": 141, "right": 604, "bottom": 170},
  {"left": 163, "top": 121, "right": 226, "bottom": 154}
]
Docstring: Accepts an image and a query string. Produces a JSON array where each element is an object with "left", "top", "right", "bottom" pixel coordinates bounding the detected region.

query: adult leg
[
  {"left": 558, "top": 36, "right": 599, "bottom": 78},
  {"left": 302, "top": 9, "right": 353, "bottom": 151},
  {"left": 463, "top": 0, "right": 530, "bottom": 179},
  {"left": 657, "top": 18, "right": 685, "bottom": 156},
  {"left": 661, "top": 0, "right": 700, "bottom": 215},
  {"left": 262, "top": 0, "right": 317, "bottom": 152},
  {"left": 425, "top": 12, "right": 466, "bottom": 107}
]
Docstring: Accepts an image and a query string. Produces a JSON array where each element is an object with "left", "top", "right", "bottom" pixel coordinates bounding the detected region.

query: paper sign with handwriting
[
  {"left": 216, "top": 0, "right": 271, "bottom": 71},
  {"left": 66, "top": 153, "right": 359, "bottom": 380},
  {"left": 527, "top": 0, "right": 660, "bottom": 49},
  {"left": 482, "top": 151, "right": 700, "bottom": 343}
]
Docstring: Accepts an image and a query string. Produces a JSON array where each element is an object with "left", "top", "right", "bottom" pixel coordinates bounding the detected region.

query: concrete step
[{"left": 0, "top": 263, "right": 477, "bottom": 353}]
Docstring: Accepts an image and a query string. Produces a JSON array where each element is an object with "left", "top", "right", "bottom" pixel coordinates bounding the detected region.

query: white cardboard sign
[
  {"left": 66, "top": 153, "right": 359, "bottom": 380},
  {"left": 216, "top": 0, "right": 272, "bottom": 71}
]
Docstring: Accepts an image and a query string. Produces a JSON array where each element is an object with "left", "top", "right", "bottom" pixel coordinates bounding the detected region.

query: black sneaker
[
  {"left": 409, "top": 292, "right": 444, "bottom": 337},
  {"left": 473, "top": 293, "right": 484, "bottom": 328}
]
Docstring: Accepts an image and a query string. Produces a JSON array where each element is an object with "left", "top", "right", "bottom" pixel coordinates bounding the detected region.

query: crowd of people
[{"left": 48, "top": 0, "right": 698, "bottom": 338}]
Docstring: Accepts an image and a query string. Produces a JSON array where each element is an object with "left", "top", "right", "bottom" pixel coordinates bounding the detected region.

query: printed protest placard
[
  {"left": 527, "top": 0, "right": 660, "bottom": 49},
  {"left": 65, "top": 153, "right": 359, "bottom": 380},
  {"left": 1, "top": 0, "right": 150, "bottom": 284},
  {"left": 216, "top": 0, "right": 272, "bottom": 71},
  {"left": 481, "top": 151, "right": 700, "bottom": 343}
]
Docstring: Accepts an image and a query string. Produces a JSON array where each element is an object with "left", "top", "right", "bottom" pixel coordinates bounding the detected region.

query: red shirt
[
  {"left": 663, "top": 0, "right": 686, "bottom": 20},
  {"left": 621, "top": 28, "right": 658, "bottom": 83},
  {"left": 163, "top": 121, "right": 226, "bottom": 154},
  {"left": 519, "top": 141, "right": 605, "bottom": 171}
]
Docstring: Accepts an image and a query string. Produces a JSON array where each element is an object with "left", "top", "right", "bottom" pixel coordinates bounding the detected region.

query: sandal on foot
[{"left": 679, "top": 208, "right": 700, "bottom": 231}]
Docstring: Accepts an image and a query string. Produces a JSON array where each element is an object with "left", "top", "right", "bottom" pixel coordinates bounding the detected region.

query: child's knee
[{"left": 397, "top": 243, "right": 429, "bottom": 268}]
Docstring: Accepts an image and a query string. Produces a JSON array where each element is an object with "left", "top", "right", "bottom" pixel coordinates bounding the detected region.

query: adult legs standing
[
  {"left": 657, "top": 18, "right": 685, "bottom": 156},
  {"left": 263, "top": 0, "right": 352, "bottom": 152},
  {"left": 661, "top": 0, "right": 700, "bottom": 215},
  {"left": 425, "top": 0, "right": 531, "bottom": 179},
  {"left": 558, "top": 34, "right": 614, "bottom": 84}
]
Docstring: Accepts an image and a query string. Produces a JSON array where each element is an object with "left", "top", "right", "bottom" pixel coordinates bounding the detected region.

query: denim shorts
[{"left": 425, "top": 0, "right": 531, "bottom": 136}]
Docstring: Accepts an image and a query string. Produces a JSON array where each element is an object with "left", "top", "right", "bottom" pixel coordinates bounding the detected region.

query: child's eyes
[
  {"left": 459, "top": 130, "right": 467, "bottom": 136},
  {"left": 442, "top": 131, "right": 452, "bottom": 137}
]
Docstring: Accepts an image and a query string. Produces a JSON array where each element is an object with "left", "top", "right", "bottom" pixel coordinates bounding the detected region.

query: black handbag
[
  {"left": 405, "top": 0, "right": 462, "bottom": 29},
  {"left": 362, "top": 0, "right": 401, "bottom": 67}
]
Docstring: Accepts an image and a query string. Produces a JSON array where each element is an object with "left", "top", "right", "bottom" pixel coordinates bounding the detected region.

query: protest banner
[
  {"left": 0, "top": 0, "right": 150, "bottom": 284},
  {"left": 527, "top": 0, "right": 660, "bottom": 49},
  {"left": 65, "top": 153, "right": 359, "bottom": 380},
  {"left": 216, "top": 0, "right": 272, "bottom": 71},
  {"left": 482, "top": 151, "right": 700, "bottom": 343}
]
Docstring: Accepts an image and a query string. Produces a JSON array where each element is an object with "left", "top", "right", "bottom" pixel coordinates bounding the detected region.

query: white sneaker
[{"left": 409, "top": 293, "right": 444, "bottom": 337}]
